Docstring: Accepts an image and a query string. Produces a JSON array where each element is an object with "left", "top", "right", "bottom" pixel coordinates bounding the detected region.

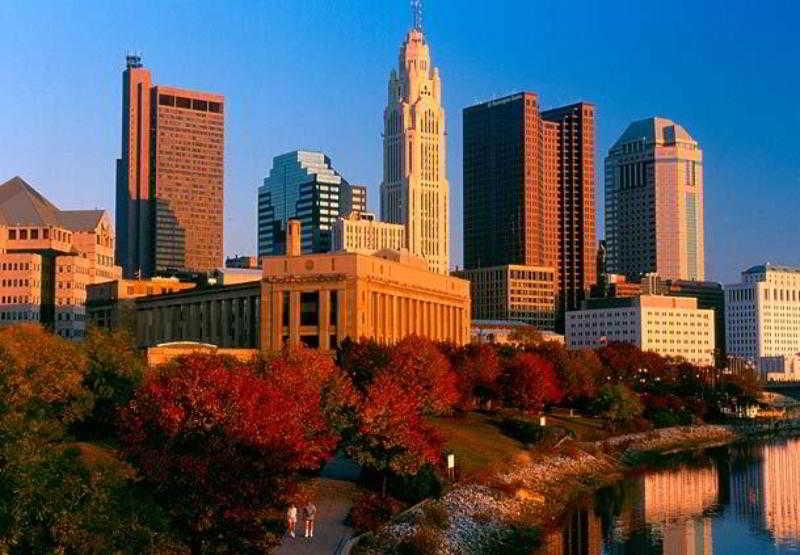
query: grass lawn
[
  {"left": 544, "top": 411, "right": 612, "bottom": 442},
  {"left": 428, "top": 412, "right": 528, "bottom": 477}
]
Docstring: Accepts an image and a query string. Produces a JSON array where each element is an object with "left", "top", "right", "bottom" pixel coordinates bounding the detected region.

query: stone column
[
  {"left": 336, "top": 288, "right": 347, "bottom": 344},
  {"left": 289, "top": 291, "right": 301, "bottom": 347},
  {"left": 319, "top": 289, "right": 331, "bottom": 350},
  {"left": 271, "top": 290, "right": 283, "bottom": 350}
]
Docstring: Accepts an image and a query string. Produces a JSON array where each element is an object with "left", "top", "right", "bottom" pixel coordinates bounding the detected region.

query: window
[
  {"left": 300, "top": 292, "right": 319, "bottom": 327},
  {"left": 9, "top": 229, "right": 16, "bottom": 240},
  {"left": 159, "top": 94, "right": 175, "bottom": 106},
  {"left": 176, "top": 96, "right": 191, "bottom": 109},
  {"left": 209, "top": 101, "right": 223, "bottom": 114}
]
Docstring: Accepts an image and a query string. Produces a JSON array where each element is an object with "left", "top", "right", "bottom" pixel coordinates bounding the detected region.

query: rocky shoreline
[{"left": 355, "top": 425, "right": 738, "bottom": 554}]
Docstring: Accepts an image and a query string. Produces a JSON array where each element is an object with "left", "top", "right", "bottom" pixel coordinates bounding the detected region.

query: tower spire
[{"left": 411, "top": 0, "right": 422, "bottom": 31}]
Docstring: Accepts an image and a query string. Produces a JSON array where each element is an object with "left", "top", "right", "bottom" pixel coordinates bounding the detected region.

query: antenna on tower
[{"left": 411, "top": 0, "right": 423, "bottom": 30}]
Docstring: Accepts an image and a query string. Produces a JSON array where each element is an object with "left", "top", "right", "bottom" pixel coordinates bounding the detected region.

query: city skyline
[{"left": 1, "top": 1, "right": 799, "bottom": 282}]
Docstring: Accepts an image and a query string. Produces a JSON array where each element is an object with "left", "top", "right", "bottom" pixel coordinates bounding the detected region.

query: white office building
[
  {"left": 725, "top": 263, "right": 800, "bottom": 379},
  {"left": 566, "top": 295, "right": 715, "bottom": 366}
]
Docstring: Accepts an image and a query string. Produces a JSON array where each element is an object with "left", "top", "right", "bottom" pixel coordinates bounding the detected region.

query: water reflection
[{"left": 541, "top": 437, "right": 800, "bottom": 554}]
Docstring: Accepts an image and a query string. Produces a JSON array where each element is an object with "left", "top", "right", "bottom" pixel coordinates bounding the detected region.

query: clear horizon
[{"left": 1, "top": 0, "right": 798, "bottom": 284}]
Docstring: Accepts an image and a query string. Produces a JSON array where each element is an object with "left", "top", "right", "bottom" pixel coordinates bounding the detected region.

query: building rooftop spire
[{"left": 411, "top": 0, "right": 423, "bottom": 31}]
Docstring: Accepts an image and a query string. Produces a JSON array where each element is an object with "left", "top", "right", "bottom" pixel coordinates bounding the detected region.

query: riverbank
[{"left": 355, "top": 424, "right": 739, "bottom": 554}]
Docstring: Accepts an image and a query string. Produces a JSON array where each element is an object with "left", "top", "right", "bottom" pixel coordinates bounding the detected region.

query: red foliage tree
[
  {"left": 383, "top": 335, "right": 458, "bottom": 415},
  {"left": 347, "top": 372, "right": 442, "bottom": 492},
  {"left": 501, "top": 352, "right": 562, "bottom": 413},
  {"left": 121, "top": 353, "right": 341, "bottom": 553},
  {"left": 451, "top": 343, "right": 501, "bottom": 409}
]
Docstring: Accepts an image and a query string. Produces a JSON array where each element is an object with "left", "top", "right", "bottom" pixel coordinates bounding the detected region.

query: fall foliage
[
  {"left": 121, "top": 352, "right": 341, "bottom": 553},
  {"left": 501, "top": 352, "right": 563, "bottom": 413},
  {"left": 382, "top": 335, "right": 458, "bottom": 415}
]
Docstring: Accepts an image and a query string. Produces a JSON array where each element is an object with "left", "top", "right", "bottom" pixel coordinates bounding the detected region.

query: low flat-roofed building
[
  {"left": 455, "top": 265, "right": 556, "bottom": 331},
  {"left": 332, "top": 211, "right": 406, "bottom": 255},
  {"left": 567, "top": 295, "right": 715, "bottom": 366},
  {"left": 225, "top": 255, "right": 258, "bottom": 269},
  {"left": 87, "top": 277, "right": 195, "bottom": 330},
  {"left": 132, "top": 220, "right": 471, "bottom": 352},
  {"left": 471, "top": 319, "right": 564, "bottom": 345}
]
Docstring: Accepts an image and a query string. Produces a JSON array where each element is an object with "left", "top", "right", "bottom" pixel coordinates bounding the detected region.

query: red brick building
[{"left": 116, "top": 55, "right": 224, "bottom": 278}]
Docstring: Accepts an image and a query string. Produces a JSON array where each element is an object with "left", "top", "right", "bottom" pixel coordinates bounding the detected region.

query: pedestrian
[
  {"left": 286, "top": 503, "right": 298, "bottom": 538},
  {"left": 303, "top": 501, "right": 317, "bottom": 539}
]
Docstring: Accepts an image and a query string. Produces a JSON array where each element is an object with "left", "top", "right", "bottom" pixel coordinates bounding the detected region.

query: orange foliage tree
[{"left": 121, "top": 352, "right": 343, "bottom": 553}]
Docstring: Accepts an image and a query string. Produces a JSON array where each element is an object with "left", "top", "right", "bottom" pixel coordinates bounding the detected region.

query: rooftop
[{"left": 0, "top": 176, "right": 106, "bottom": 231}]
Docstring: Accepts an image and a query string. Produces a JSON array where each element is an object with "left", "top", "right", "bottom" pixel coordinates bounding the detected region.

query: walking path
[{"left": 274, "top": 456, "right": 361, "bottom": 555}]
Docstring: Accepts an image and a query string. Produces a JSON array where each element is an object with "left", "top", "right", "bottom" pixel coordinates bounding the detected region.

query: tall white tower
[{"left": 380, "top": 3, "right": 449, "bottom": 274}]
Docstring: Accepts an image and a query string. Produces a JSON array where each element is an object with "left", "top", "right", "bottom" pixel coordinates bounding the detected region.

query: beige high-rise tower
[
  {"left": 381, "top": 6, "right": 449, "bottom": 274},
  {"left": 605, "top": 117, "right": 704, "bottom": 281}
]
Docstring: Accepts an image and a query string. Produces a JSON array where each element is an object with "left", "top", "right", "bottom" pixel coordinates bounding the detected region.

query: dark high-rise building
[
  {"left": 541, "top": 102, "right": 598, "bottom": 323},
  {"left": 463, "top": 92, "right": 597, "bottom": 330},
  {"left": 116, "top": 55, "right": 224, "bottom": 278}
]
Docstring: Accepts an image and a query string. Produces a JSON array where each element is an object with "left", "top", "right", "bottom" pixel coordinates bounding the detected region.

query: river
[{"left": 540, "top": 436, "right": 800, "bottom": 554}]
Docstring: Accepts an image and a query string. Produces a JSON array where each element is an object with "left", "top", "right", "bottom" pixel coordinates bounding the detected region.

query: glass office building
[{"left": 258, "top": 151, "right": 360, "bottom": 257}]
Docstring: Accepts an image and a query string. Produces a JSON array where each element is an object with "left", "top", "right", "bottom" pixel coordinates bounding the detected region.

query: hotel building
[
  {"left": 0, "top": 176, "right": 121, "bottom": 339},
  {"left": 133, "top": 221, "right": 470, "bottom": 351},
  {"left": 381, "top": 18, "right": 449, "bottom": 274},
  {"left": 258, "top": 151, "right": 360, "bottom": 257},
  {"left": 454, "top": 265, "right": 556, "bottom": 330},
  {"left": 332, "top": 212, "right": 406, "bottom": 255},
  {"left": 566, "top": 295, "right": 715, "bottom": 366},
  {"left": 605, "top": 117, "right": 704, "bottom": 281},
  {"left": 462, "top": 92, "right": 596, "bottom": 328},
  {"left": 725, "top": 263, "right": 800, "bottom": 375},
  {"left": 116, "top": 55, "right": 224, "bottom": 277}
]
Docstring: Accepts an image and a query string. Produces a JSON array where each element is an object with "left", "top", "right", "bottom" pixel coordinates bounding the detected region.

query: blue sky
[{"left": 1, "top": 0, "right": 798, "bottom": 283}]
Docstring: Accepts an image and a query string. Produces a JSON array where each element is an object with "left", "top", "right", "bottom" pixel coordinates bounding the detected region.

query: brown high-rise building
[
  {"left": 116, "top": 55, "right": 224, "bottom": 278},
  {"left": 463, "top": 93, "right": 596, "bottom": 329}
]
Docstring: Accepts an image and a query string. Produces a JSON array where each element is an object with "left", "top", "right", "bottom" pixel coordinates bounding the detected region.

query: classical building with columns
[{"left": 132, "top": 220, "right": 470, "bottom": 351}]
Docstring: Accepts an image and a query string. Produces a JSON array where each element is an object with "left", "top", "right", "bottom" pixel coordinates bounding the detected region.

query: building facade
[
  {"left": 566, "top": 295, "right": 715, "bottom": 366},
  {"left": 133, "top": 221, "right": 470, "bottom": 351},
  {"left": 462, "top": 92, "right": 596, "bottom": 328},
  {"left": 1, "top": 176, "right": 121, "bottom": 339},
  {"left": 605, "top": 117, "right": 704, "bottom": 281},
  {"left": 380, "top": 20, "right": 449, "bottom": 274},
  {"left": 258, "top": 151, "right": 357, "bottom": 257},
  {"left": 225, "top": 255, "right": 258, "bottom": 269},
  {"left": 116, "top": 55, "right": 224, "bottom": 278},
  {"left": 87, "top": 277, "right": 195, "bottom": 330},
  {"left": 341, "top": 183, "right": 367, "bottom": 217},
  {"left": 332, "top": 212, "right": 406, "bottom": 255},
  {"left": 454, "top": 265, "right": 556, "bottom": 330},
  {"left": 725, "top": 264, "right": 800, "bottom": 374}
]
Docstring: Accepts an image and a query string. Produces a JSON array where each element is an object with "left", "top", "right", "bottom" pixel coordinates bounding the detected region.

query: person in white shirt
[{"left": 286, "top": 503, "right": 298, "bottom": 538}]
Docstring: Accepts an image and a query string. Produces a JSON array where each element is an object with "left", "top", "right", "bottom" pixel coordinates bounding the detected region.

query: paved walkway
[{"left": 274, "top": 456, "right": 361, "bottom": 554}]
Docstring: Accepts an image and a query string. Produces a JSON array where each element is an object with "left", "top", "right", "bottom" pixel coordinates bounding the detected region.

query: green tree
[
  {"left": 592, "top": 384, "right": 643, "bottom": 429},
  {"left": 78, "top": 327, "right": 145, "bottom": 440}
]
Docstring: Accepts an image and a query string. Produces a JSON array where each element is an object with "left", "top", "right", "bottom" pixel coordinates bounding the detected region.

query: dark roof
[
  {"left": 59, "top": 210, "right": 105, "bottom": 231},
  {"left": 0, "top": 176, "right": 106, "bottom": 231},
  {"left": 743, "top": 263, "right": 800, "bottom": 275}
]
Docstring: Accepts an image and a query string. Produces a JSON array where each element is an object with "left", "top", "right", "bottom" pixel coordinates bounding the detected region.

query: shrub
[
  {"left": 420, "top": 501, "right": 449, "bottom": 530},
  {"left": 499, "top": 417, "right": 544, "bottom": 444},
  {"left": 388, "top": 464, "right": 444, "bottom": 503},
  {"left": 480, "top": 524, "right": 541, "bottom": 554},
  {"left": 395, "top": 525, "right": 442, "bottom": 555},
  {"left": 349, "top": 492, "right": 404, "bottom": 533}
]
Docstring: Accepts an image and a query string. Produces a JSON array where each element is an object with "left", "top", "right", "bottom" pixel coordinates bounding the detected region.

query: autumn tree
[
  {"left": 501, "top": 352, "right": 562, "bottom": 413},
  {"left": 450, "top": 343, "right": 501, "bottom": 409},
  {"left": 347, "top": 372, "right": 442, "bottom": 495},
  {"left": 0, "top": 325, "right": 172, "bottom": 553},
  {"left": 337, "top": 337, "right": 391, "bottom": 391},
  {"left": 121, "top": 353, "right": 342, "bottom": 553},
  {"left": 535, "top": 342, "right": 603, "bottom": 407},
  {"left": 382, "top": 335, "right": 458, "bottom": 415}
]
